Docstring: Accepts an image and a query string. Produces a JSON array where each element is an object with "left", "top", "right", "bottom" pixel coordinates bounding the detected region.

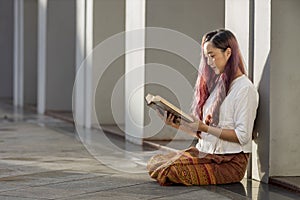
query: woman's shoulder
[
  {"left": 234, "top": 75, "right": 256, "bottom": 89},
  {"left": 232, "top": 75, "right": 258, "bottom": 97}
]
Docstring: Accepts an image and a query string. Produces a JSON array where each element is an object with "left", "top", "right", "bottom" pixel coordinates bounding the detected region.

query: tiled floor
[
  {"left": 269, "top": 176, "right": 300, "bottom": 193},
  {"left": 0, "top": 100, "right": 299, "bottom": 199}
]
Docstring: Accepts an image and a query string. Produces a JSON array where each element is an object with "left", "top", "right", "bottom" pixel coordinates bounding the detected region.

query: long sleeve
[{"left": 233, "top": 86, "right": 259, "bottom": 146}]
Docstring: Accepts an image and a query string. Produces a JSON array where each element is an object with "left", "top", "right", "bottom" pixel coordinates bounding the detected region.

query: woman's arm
[
  {"left": 198, "top": 123, "right": 240, "bottom": 143},
  {"left": 180, "top": 117, "right": 240, "bottom": 144},
  {"left": 158, "top": 109, "right": 240, "bottom": 143},
  {"left": 216, "top": 129, "right": 239, "bottom": 143}
]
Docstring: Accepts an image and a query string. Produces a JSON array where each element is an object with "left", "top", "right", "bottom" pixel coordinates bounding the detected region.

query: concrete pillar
[
  {"left": 225, "top": 0, "right": 251, "bottom": 73},
  {"left": 74, "top": 0, "right": 86, "bottom": 127},
  {"left": 74, "top": 0, "right": 93, "bottom": 128},
  {"left": 269, "top": 0, "right": 300, "bottom": 177},
  {"left": 37, "top": 0, "right": 47, "bottom": 114},
  {"left": 13, "top": 0, "right": 24, "bottom": 107},
  {"left": 84, "top": 0, "right": 93, "bottom": 128},
  {"left": 13, "top": 0, "right": 38, "bottom": 108},
  {"left": 252, "top": 0, "right": 271, "bottom": 183},
  {"left": 125, "top": 0, "right": 146, "bottom": 145},
  {"left": 225, "top": 0, "right": 254, "bottom": 179},
  {"left": 252, "top": 0, "right": 300, "bottom": 182}
]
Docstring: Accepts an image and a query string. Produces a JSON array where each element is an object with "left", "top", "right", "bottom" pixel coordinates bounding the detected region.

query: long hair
[{"left": 192, "top": 29, "right": 246, "bottom": 126}]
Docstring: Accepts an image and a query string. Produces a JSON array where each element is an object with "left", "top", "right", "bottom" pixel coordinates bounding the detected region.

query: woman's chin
[{"left": 214, "top": 69, "right": 221, "bottom": 74}]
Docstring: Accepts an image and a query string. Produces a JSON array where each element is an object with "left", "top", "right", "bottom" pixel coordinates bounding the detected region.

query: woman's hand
[
  {"left": 180, "top": 115, "right": 208, "bottom": 133},
  {"left": 156, "top": 109, "right": 180, "bottom": 129},
  {"left": 156, "top": 109, "right": 205, "bottom": 138}
]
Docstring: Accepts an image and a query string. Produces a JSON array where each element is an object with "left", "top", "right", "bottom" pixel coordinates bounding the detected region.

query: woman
[{"left": 147, "top": 29, "right": 259, "bottom": 186}]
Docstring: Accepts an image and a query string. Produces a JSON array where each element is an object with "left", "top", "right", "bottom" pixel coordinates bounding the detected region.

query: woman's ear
[{"left": 225, "top": 47, "right": 232, "bottom": 59}]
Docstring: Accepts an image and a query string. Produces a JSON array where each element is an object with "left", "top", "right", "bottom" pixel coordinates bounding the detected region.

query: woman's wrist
[
  {"left": 198, "top": 123, "right": 208, "bottom": 133},
  {"left": 198, "top": 123, "right": 222, "bottom": 138},
  {"left": 207, "top": 126, "right": 222, "bottom": 137}
]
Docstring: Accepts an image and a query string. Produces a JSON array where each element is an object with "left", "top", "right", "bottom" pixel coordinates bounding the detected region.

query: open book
[{"left": 145, "top": 93, "right": 194, "bottom": 123}]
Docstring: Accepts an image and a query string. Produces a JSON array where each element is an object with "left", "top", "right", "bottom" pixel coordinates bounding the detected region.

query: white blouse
[{"left": 196, "top": 75, "right": 259, "bottom": 154}]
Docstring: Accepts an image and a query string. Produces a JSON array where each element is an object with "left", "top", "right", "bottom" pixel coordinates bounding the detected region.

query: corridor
[{"left": 0, "top": 101, "right": 298, "bottom": 199}]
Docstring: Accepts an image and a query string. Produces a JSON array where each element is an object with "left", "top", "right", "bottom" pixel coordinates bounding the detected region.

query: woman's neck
[{"left": 234, "top": 67, "right": 244, "bottom": 80}]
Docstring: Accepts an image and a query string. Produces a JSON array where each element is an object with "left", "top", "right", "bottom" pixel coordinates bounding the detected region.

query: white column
[
  {"left": 74, "top": 0, "right": 93, "bottom": 129},
  {"left": 85, "top": 0, "right": 93, "bottom": 129},
  {"left": 225, "top": 0, "right": 253, "bottom": 179},
  {"left": 225, "top": 0, "right": 250, "bottom": 72},
  {"left": 37, "top": 0, "right": 47, "bottom": 114},
  {"left": 13, "top": 0, "right": 24, "bottom": 107},
  {"left": 125, "top": 0, "right": 146, "bottom": 145},
  {"left": 252, "top": 0, "right": 271, "bottom": 183},
  {"left": 75, "top": 0, "right": 86, "bottom": 127}
]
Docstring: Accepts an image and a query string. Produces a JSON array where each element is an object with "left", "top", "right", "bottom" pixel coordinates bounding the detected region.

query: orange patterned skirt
[{"left": 147, "top": 147, "right": 249, "bottom": 186}]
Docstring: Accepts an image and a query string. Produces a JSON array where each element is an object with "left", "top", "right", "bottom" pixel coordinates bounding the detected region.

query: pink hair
[{"left": 192, "top": 29, "right": 246, "bottom": 126}]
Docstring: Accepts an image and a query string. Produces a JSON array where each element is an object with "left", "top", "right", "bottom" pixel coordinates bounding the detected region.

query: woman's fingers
[
  {"left": 164, "top": 111, "right": 172, "bottom": 124},
  {"left": 163, "top": 111, "right": 167, "bottom": 121},
  {"left": 157, "top": 110, "right": 171, "bottom": 124},
  {"left": 162, "top": 111, "right": 177, "bottom": 126},
  {"left": 156, "top": 110, "right": 181, "bottom": 129},
  {"left": 156, "top": 109, "right": 164, "bottom": 119},
  {"left": 167, "top": 112, "right": 174, "bottom": 122}
]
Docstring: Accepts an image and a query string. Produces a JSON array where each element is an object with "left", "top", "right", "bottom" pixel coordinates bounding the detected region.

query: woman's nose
[{"left": 207, "top": 57, "right": 213, "bottom": 65}]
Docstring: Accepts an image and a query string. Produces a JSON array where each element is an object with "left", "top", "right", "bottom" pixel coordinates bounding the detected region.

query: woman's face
[{"left": 203, "top": 42, "right": 231, "bottom": 74}]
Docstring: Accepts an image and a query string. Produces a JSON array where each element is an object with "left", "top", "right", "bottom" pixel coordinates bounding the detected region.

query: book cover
[{"left": 145, "top": 93, "right": 194, "bottom": 123}]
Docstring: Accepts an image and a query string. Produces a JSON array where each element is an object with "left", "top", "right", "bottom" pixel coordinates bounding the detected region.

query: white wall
[
  {"left": 144, "top": 0, "right": 225, "bottom": 140},
  {"left": 24, "top": 0, "right": 37, "bottom": 105},
  {"left": 46, "top": 0, "right": 76, "bottom": 111},
  {"left": 93, "top": 0, "right": 125, "bottom": 125},
  {"left": 0, "top": 0, "right": 13, "bottom": 99},
  {"left": 252, "top": 0, "right": 271, "bottom": 183},
  {"left": 269, "top": 0, "right": 300, "bottom": 176}
]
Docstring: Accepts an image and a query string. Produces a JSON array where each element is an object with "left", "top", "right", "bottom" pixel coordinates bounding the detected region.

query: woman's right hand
[
  {"left": 156, "top": 109, "right": 180, "bottom": 129},
  {"left": 156, "top": 109, "right": 201, "bottom": 139}
]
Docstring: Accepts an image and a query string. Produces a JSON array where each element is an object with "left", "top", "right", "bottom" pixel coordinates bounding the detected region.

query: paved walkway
[{"left": 0, "top": 102, "right": 299, "bottom": 200}]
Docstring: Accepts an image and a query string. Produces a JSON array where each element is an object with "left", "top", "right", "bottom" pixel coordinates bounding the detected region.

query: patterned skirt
[{"left": 147, "top": 147, "right": 249, "bottom": 186}]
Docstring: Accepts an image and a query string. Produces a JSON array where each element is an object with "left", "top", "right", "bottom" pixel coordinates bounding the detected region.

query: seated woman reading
[{"left": 147, "top": 29, "right": 259, "bottom": 186}]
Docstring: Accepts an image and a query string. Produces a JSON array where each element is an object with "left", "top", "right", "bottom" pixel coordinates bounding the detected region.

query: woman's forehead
[{"left": 203, "top": 42, "right": 215, "bottom": 55}]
